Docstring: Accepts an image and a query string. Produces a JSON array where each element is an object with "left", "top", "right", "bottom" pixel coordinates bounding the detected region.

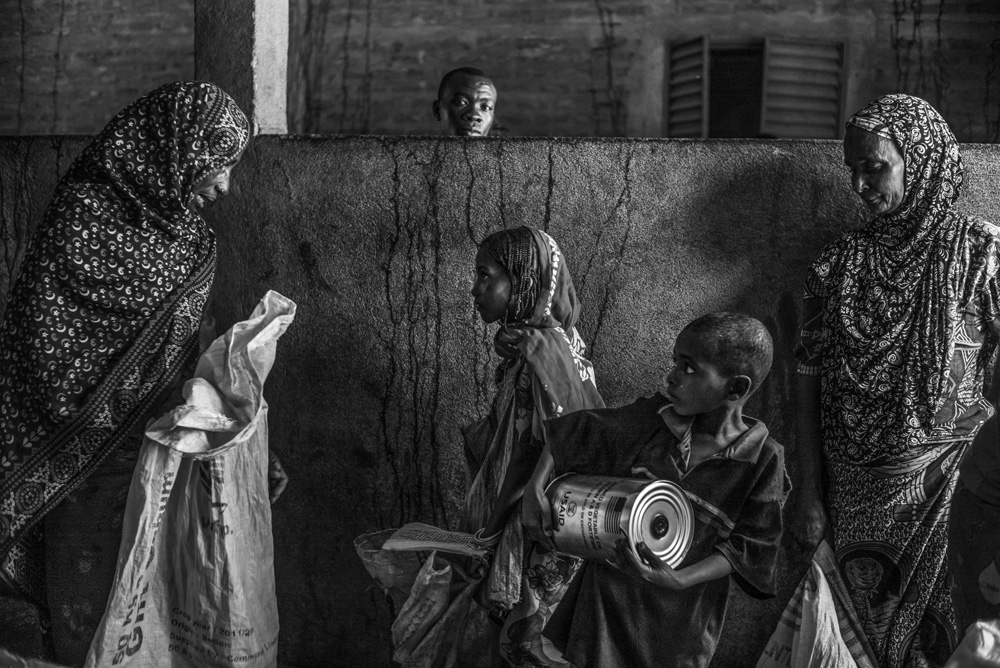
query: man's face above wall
[{"left": 435, "top": 74, "right": 497, "bottom": 137}]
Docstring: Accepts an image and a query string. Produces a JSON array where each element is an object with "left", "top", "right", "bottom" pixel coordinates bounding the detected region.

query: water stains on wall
[{"left": 3, "top": 136, "right": 1000, "bottom": 666}]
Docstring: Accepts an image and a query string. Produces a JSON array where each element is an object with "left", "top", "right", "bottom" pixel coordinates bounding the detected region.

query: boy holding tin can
[{"left": 524, "top": 311, "right": 791, "bottom": 668}]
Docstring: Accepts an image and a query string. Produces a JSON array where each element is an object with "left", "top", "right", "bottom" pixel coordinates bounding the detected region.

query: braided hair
[{"left": 481, "top": 226, "right": 540, "bottom": 323}]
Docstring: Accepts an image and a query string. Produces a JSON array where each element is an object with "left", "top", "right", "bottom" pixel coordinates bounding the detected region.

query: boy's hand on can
[{"left": 613, "top": 540, "right": 687, "bottom": 590}]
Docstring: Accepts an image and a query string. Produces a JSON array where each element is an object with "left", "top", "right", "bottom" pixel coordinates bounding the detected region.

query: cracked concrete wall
[{"left": 2, "top": 136, "right": 1000, "bottom": 667}]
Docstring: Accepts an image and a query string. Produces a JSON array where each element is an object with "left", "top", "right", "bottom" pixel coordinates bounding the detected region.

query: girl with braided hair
[{"left": 466, "top": 226, "right": 604, "bottom": 666}]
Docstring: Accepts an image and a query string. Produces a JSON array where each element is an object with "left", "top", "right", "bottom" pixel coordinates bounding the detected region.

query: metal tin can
[{"left": 545, "top": 474, "right": 694, "bottom": 567}]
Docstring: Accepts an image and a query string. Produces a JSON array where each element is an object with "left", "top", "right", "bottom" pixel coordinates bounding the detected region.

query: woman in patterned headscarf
[
  {"left": 792, "top": 95, "right": 1000, "bottom": 666},
  {"left": 0, "top": 81, "right": 252, "bottom": 663},
  {"left": 467, "top": 225, "right": 605, "bottom": 666}
]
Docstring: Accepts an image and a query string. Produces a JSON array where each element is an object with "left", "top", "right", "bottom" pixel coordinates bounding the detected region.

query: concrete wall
[{"left": 2, "top": 135, "right": 1000, "bottom": 667}]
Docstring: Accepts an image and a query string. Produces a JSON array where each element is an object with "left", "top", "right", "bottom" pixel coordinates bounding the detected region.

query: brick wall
[
  {"left": 288, "top": 0, "right": 1000, "bottom": 141},
  {"left": 0, "top": 0, "right": 194, "bottom": 135},
  {"left": 1, "top": 0, "right": 997, "bottom": 140}
]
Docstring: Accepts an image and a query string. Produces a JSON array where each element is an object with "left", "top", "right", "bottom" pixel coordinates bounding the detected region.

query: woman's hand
[
  {"left": 268, "top": 450, "right": 289, "bottom": 504},
  {"left": 795, "top": 494, "right": 829, "bottom": 550},
  {"left": 610, "top": 540, "right": 687, "bottom": 590},
  {"left": 795, "top": 373, "right": 829, "bottom": 550},
  {"left": 494, "top": 327, "right": 523, "bottom": 360}
]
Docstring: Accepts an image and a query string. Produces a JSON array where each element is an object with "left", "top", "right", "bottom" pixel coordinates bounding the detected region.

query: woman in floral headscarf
[
  {"left": 789, "top": 95, "right": 1000, "bottom": 666},
  {"left": 0, "top": 81, "right": 253, "bottom": 663},
  {"left": 467, "top": 225, "right": 605, "bottom": 666}
]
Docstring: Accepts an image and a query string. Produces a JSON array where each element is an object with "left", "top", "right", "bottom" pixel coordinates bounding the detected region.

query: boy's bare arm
[{"left": 612, "top": 541, "right": 733, "bottom": 591}]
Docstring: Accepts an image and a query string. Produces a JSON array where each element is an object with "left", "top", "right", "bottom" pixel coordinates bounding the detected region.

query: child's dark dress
[{"left": 543, "top": 394, "right": 790, "bottom": 668}]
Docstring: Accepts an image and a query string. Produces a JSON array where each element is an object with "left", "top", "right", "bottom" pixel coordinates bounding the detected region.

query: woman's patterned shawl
[
  {"left": 464, "top": 226, "right": 605, "bottom": 610},
  {"left": 807, "top": 94, "right": 1000, "bottom": 458},
  {"left": 0, "top": 81, "right": 250, "bottom": 601}
]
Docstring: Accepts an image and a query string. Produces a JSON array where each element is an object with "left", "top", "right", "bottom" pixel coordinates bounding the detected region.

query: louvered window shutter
[
  {"left": 760, "top": 39, "right": 844, "bottom": 139},
  {"left": 666, "top": 37, "right": 709, "bottom": 138}
]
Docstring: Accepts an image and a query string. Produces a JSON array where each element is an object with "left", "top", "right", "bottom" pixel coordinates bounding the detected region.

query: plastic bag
[
  {"left": 355, "top": 530, "right": 425, "bottom": 611},
  {"left": 85, "top": 290, "right": 296, "bottom": 668},
  {"left": 354, "top": 532, "right": 483, "bottom": 668},
  {"left": 392, "top": 553, "right": 478, "bottom": 666},
  {"left": 757, "top": 540, "right": 876, "bottom": 668},
  {"left": 946, "top": 620, "right": 1000, "bottom": 668},
  {"left": 0, "top": 649, "right": 68, "bottom": 668}
]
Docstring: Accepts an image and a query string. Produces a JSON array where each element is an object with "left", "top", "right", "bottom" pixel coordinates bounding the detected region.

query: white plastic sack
[
  {"left": 757, "top": 540, "right": 874, "bottom": 668},
  {"left": 354, "top": 530, "right": 491, "bottom": 668},
  {"left": 0, "top": 649, "right": 68, "bottom": 668},
  {"left": 85, "top": 290, "right": 296, "bottom": 668},
  {"left": 946, "top": 620, "right": 1000, "bottom": 668},
  {"left": 390, "top": 551, "right": 478, "bottom": 667}
]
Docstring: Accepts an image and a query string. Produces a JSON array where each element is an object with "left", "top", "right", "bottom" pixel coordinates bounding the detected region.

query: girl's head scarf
[
  {"left": 481, "top": 226, "right": 599, "bottom": 417},
  {"left": 0, "top": 82, "right": 249, "bottom": 600},
  {"left": 807, "top": 94, "right": 999, "bottom": 452}
]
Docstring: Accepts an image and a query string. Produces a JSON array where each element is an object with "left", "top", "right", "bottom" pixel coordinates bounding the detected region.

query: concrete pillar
[{"left": 194, "top": 0, "right": 288, "bottom": 134}]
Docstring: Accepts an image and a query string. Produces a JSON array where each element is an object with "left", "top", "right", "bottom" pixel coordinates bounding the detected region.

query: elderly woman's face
[
  {"left": 843, "top": 126, "right": 906, "bottom": 216},
  {"left": 188, "top": 159, "right": 239, "bottom": 214}
]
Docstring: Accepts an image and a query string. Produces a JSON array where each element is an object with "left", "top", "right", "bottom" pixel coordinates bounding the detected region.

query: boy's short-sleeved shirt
[{"left": 543, "top": 394, "right": 790, "bottom": 668}]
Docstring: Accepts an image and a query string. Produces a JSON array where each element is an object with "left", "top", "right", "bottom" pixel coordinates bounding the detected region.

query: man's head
[
  {"left": 666, "top": 312, "right": 773, "bottom": 415},
  {"left": 433, "top": 67, "right": 497, "bottom": 137}
]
